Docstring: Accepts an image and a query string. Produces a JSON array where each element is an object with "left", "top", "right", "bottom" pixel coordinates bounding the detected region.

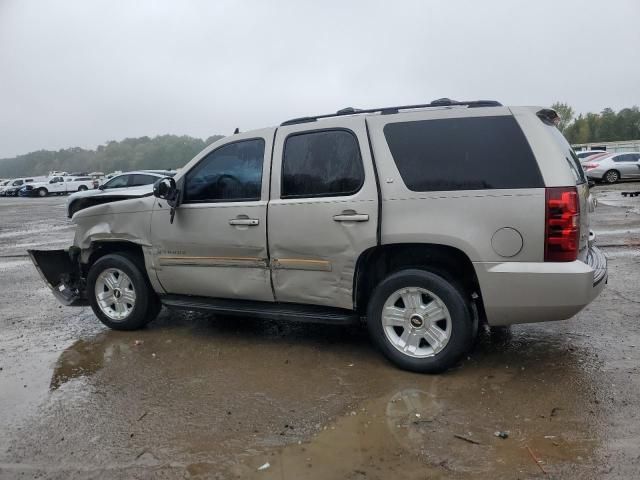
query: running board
[{"left": 160, "top": 295, "right": 361, "bottom": 325}]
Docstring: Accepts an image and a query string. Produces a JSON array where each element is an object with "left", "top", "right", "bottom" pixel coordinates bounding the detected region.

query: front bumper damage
[{"left": 28, "top": 248, "right": 88, "bottom": 306}]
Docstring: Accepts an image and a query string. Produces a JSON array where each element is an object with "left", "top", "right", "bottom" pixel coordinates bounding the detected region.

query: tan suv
[{"left": 30, "top": 99, "right": 607, "bottom": 372}]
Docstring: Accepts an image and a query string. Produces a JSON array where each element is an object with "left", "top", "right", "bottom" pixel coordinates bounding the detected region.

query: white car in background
[
  {"left": 583, "top": 152, "right": 640, "bottom": 183},
  {"left": 66, "top": 170, "right": 175, "bottom": 217}
]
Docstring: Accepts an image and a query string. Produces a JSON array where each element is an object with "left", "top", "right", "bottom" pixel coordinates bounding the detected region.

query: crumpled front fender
[{"left": 28, "top": 248, "right": 88, "bottom": 306}]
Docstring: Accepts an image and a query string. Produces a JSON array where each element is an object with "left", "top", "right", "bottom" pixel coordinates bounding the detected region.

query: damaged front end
[{"left": 28, "top": 247, "right": 88, "bottom": 306}]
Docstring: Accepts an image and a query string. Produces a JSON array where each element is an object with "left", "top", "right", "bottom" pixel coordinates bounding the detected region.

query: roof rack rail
[{"left": 280, "top": 98, "right": 502, "bottom": 126}]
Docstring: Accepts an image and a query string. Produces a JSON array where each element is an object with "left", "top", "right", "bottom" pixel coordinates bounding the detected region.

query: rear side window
[
  {"left": 614, "top": 154, "right": 640, "bottom": 162},
  {"left": 130, "top": 174, "right": 159, "bottom": 186},
  {"left": 384, "top": 116, "right": 544, "bottom": 191},
  {"left": 282, "top": 129, "right": 364, "bottom": 198}
]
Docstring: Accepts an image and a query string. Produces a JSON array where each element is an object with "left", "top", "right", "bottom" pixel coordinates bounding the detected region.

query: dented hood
[{"left": 68, "top": 185, "right": 154, "bottom": 218}]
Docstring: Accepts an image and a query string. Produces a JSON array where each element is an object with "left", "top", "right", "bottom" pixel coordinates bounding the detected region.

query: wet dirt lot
[{"left": 1, "top": 184, "right": 639, "bottom": 479}]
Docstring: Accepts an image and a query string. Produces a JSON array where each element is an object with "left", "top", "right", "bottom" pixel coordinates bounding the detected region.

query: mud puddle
[{"left": 3, "top": 312, "right": 608, "bottom": 479}]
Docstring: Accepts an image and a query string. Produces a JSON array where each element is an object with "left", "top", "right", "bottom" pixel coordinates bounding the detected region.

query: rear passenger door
[{"left": 268, "top": 118, "right": 378, "bottom": 310}]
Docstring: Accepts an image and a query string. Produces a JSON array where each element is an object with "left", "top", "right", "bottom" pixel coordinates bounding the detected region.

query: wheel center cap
[
  {"left": 410, "top": 315, "right": 424, "bottom": 328},
  {"left": 113, "top": 289, "right": 122, "bottom": 299}
]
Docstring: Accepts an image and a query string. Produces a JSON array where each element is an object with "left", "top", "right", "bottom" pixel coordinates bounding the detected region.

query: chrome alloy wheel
[
  {"left": 94, "top": 268, "right": 136, "bottom": 321},
  {"left": 381, "top": 287, "right": 452, "bottom": 358},
  {"left": 605, "top": 170, "right": 619, "bottom": 183}
]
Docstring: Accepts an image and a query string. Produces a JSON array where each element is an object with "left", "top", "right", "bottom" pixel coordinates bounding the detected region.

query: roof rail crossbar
[{"left": 280, "top": 98, "right": 502, "bottom": 126}]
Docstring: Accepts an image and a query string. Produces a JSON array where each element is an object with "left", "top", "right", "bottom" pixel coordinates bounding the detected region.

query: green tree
[{"left": 551, "top": 102, "right": 574, "bottom": 133}]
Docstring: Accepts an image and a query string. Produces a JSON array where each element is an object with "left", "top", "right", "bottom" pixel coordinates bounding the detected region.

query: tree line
[
  {"left": 0, "top": 134, "right": 224, "bottom": 178},
  {"left": 2, "top": 104, "right": 639, "bottom": 179},
  {"left": 552, "top": 102, "right": 640, "bottom": 144}
]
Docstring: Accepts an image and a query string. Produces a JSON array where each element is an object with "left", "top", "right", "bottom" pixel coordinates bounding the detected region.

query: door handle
[
  {"left": 333, "top": 213, "right": 369, "bottom": 222},
  {"left": 229, "top": 218, "right": 259, "bottom": 226}
]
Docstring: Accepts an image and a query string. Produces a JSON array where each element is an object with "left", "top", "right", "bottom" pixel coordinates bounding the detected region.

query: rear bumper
[
  {"left": 475, "top": 245, "right": 607, "bottom": 326},
  {"left": 28, "top": 249, "right": 88, "bottom": 306}
]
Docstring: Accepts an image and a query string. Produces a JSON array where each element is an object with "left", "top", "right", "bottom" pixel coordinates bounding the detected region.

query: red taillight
[
  {"left": 583, "top": 162, "right": 599, "bottom": 170},
  {"left": 545, "top": 187, "right": 580, "bottom": 262}
]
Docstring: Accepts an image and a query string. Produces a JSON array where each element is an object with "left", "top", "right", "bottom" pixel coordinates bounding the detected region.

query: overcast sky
[{"left": 0, "top": 0, "right": 638, "bottom": 158}]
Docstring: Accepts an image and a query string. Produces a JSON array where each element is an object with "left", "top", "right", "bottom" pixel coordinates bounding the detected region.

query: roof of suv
[{"left": 281, "top": 98, "right": 503, "bottom": 126}]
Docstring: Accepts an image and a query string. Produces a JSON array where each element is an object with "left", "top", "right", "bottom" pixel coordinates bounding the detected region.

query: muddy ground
[{"left": 0, "top": 184, "right": 639, "bottom": 479}]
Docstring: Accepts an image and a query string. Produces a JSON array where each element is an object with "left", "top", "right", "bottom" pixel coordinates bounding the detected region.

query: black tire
[
  {"left": 367, "top": 269, "right": 473, "bottom": 373},
  {"left": 604, "top": 170, "right": 619, "bottom": 184},
  {"left": 86, "top": 253, "right": 160, "bottom": 330},
  {"left": 78, "top": 185, "right": 88, "bottom": 191},
  {"left": 38, "top": 188, "right": 48, "bottom": 197},
  {"left": 68, "top": 201, "right": 80, "bottom": 217}
]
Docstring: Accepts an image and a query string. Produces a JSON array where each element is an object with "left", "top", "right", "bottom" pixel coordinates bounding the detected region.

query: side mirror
[
  {"left": 153, "top": 177, "right": 177, "bottom": 200},
  {"left": 153, "top": 177, "right": 179, "bottom": 223}
]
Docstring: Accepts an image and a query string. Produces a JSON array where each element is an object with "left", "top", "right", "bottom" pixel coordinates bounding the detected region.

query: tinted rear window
[{"left": 384, "top": 116, "right": 544, "bottom": 191}]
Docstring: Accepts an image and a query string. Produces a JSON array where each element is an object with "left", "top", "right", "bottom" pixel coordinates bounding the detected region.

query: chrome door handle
[
  {"left": 229, "top": 218, "right": 259, "bottom": 226},
  {"left": 333, "top": 213, "right": 369, "bottom": 222}
]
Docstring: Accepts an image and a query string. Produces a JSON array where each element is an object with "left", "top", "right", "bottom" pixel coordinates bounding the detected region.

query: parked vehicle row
[
  {"left": 0, "top": 170, "right": 175, "bottom": 200},
  {"left": 19, "top": 176, "right": 95, "bottom": 197},
  {"left": 0, "top": 177, "right": 38, "bottom": 196}
]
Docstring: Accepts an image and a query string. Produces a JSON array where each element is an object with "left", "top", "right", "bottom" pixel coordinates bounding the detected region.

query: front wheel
[
  {"left": 367, "top": 269, "right": 473, "bottom": 373},
  {"left": 87, "top": 253, "right": 160, "bottom": 330}
]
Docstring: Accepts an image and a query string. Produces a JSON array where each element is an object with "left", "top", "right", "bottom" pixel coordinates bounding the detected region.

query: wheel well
[
  {"left": 84, "top": 241, "right": 145, "bottom": 275},
  {"left": 353, "top": 243, "right": 486, "bottom": 319}
]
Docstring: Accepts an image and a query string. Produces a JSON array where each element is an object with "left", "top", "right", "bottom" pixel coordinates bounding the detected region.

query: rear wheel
[
  {"left": 38, "top": 188, "right": 48, "bottom": 197},
  {"left": 87, "top": 253, "right": 160, "bottom": 330},
  {"left": 604, "top": 169, "right": 620, "bottom": 184},
  {"left": 367, "top": 269, "right": 473, "bottom": 373},
  {"left": 78, "top": 185, "right": 88, "bottom": 191}
]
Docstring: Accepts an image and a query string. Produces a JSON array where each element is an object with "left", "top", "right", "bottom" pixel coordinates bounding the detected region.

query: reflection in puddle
[
  {"left": 39, "top": 315, "right": 604, "bottom": 479},
  {"left": 50, "top": 334, "right": 130, "bottom": 389},
  {"left": 234, "top": 380, "right": 599, "bottom": 479}
]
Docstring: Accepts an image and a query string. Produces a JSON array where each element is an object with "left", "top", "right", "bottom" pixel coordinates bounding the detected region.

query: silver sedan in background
[{"left": 583, "top": 152, "right": 640, "bottom": 183}]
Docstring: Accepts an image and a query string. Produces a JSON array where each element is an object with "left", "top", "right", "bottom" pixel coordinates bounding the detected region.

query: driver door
[{"left": 149, "top": 130, "right": 275, "bottom": 301}]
